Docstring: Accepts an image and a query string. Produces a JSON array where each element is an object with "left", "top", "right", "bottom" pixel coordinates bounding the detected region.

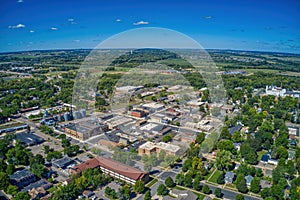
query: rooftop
[
  {"left": 52, "top": 157, "right": 75, "bottom": 169},
  {"left": 21, "top": 179, "right": 52, "bottom": 192},
  {"left": 10, "top": 169, "right": 35, "bottom": 181},
  {"left": 15, "top": 132, "right": 45, "bottom": 146},
  {"left": 139, "top": 141, "right": 181, "bottom": 153}
]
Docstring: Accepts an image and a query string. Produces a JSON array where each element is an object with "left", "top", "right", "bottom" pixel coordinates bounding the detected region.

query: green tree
[
  {"left": 215, "top": 150, "right": 232, "bottom": 170},
  {"left": 270, "top": 184, "right": 284, "bottom": 200},
  {"left": 176, "top": 173, "right": 184, "bottom": 186},
  {"left": 193, "top": 177, "right": 200, "bottom": 191},
  {"left": 162, "top": 134, "right": 173, "bottom": 143},
  {"left": 157, "top": 184, "right": 168, "bottom": 196},
  {"left": 261, "top": 188, "right": 271, "bottom": 199},
  {"left": 217, "top": 139, "right": 234, "bottom": 152},
  {"left": 217, "top": 172, "right": 225, "bottom": 184},
  {"left": 0, "top": 172, "right": 9, "bottom": 190},
  {"left": 236, "top": 194, "right": 245, "bottom": 200},
  {"left": 144, "top": 190, "right": 151, "bottom": 200},
  {"left": 236, "top": 174, "right": 248, "bottom": 193},
  {"left": 6, "top": 164, "right": 15, "bottom": 175},
  {"left": 214, "top": 188, "right": 222, "bottom": 198},
  {"left": 15, "top": 192, "right": 30, "bottom": 200},
  {"left": 134, "top": 180, "right": 145, "bottom": 194},
  {"left": 6, "top": 184, "right": 18, "bottom": 195},
  {"left": 202, "top": 184, "right": 211, "bottom": 194},
  {"left": 272, "top": 167, "right": 284, "bottom": 184},
  {"left": 184, "top": 174, "right": 193, "bottom": 188},
  {"left": 165, "top": 177, "right": 175, "bottom": 188},
  {"left": 196, "top": 132, "right": 205, "bottom": 144},
  {"left": 250, "top": 177, "right": 261, "bottom": 193}
]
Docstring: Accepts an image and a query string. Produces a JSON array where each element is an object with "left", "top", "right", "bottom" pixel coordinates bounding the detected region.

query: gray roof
[
  {"left": 10, "top": 169, "right": 35, "bottom": 181},
  {"left": 228, "top": 125, "right": 242, "bottom": 135},
  {"left": 15, "top": 132, "right": 45, "bottom": 146},
  {"left": 21, "top": 179, "right": 52, "bottom": 192},
  {"left": 245, "top": 175, "right": 253, "bottom": 185},
  {"left": 224, "top": 172, "right": 235, "bottom": 183},
  {"left": 52, "top": 157, "right": 74, "bottom": 169}
]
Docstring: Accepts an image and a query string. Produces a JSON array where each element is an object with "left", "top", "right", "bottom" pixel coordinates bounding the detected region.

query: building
[
  {"left": 173, "top": 132, "right": 197, "bottom": 143},
  {"left": 10, "top": 169, "right": 37, "bottom": 188},
  {"left": 164, "top": 189, "right": 198, "bottom": 200},
  {"left": 71, "top": 156, "right": 149, "bottom": 184},
  {"left": 0, "top": 123, "right": 28, "bottom": 134},
  {"left": 131, "top": 109, "right": 147, "bottom": 118},
  {"left": 21, "top": 179, "right": 52, "bottom": 192},
  {"left": 224, "top": 172, "right": 235, "bottom": 184},
  {"left": 52, "top": 157, "right": 75, "bottom": 169},
  {"left": 14, "top": 132, "right": 45, "bottom": 147},
  {"left": 138, "top": 141, "right": 182, "bottom": 156},
  {"left": 64, "top": 119, "right": 108, "bottom": 140},
  {"left": 245, "top": 175, "right": 253, "bottom": 187}
]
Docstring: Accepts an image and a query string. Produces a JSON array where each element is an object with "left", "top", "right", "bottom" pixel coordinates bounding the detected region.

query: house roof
[
  {"left": 228, "top": 125, "right": 242, "bottom": 135},
  {"left": 245, "top": 175, "right": 253, "bottom": 185},
  {"left": 72, "top": 157, "right": 100, "bottom": 173},
  {"left": 96, "top": 156, "right": 148, "bottom": 181},
  {"left": 10, "top": 169, "right": 35, "bottom": 181},
  {"left": 21, "top": 179, "right": 52, "bottom": 192},
  {"left": 72, "top": 156, "right": 148, "bottom": 181},
  {"left": 52, "top": 157, "right": 74, "bottom": 169},
  {"left": 261, "top": 154, "right": 270, "bottom": 162}
]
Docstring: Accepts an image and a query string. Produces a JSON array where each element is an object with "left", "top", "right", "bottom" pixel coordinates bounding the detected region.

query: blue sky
[{"left": 0, "top": 0, "right": 299, "bottom": 53}]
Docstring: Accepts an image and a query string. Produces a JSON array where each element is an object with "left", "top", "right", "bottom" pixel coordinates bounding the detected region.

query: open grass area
[
  {"left": 207, "top": 170, "right": 223, "bottom": 184},
  {"left": 146, "top": 178, "right": 158, "bottom": 188},
  {"left": 195, "top": 193, "right": 206, "bottom": 200},
  {"left": 204, "top": 167, "right": 216, "bottom": 180},
  {"left": 257, "top": 150, "right": 268, "bottom": 161}
]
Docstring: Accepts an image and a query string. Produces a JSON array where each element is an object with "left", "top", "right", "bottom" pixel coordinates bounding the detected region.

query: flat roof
[
  {"left": 139, "top": 141, "right": 181, "bottom": 153},
  {"left": 10, "top": 169, "right": 34, "bottom": 181},
  {"left": 15, "top": 132, "right": 45, "bottom": 146}
]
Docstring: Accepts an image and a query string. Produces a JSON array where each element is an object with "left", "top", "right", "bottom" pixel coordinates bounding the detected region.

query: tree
[
  {"left": 0, "top": 172, "right": 9, "bottom": 190},
  {"left": 272, "top": 167, "right": 284, "bottom": 184},
  {"left": 196, "top": 132, "right": 205, "bottom": 144},
  {"left": 256, "top": 168, "right": 263, "bottom": 177},
  {"left": 214, "top": 188, "right": 222, "bottom": 198},
  {"left": 215, "top": 150, "right": 232, "bottom": 170},
  {"left": 250, "top": 177, "right": 261, "bottom": 193},
  {"left": 176, "top": 173, "right": 184, "bottom": 186},
  {"left": 202, "top": 184, "right": 211, "bottom": 194},
  {"left": 217, "top": 172, "right": 225, "bottom": 184},
  {"left": 144, "top": 190, "right": 151, "bottom": 200},
  {"left": 162, "top": 134, "right": 173, "bottom": 143},
  {"left": 270, "top": 184, "right": 284, "bottom": 200},
  {"left": 286, "top": 160, "right": 296, "bottom": 178},
  {"left": 6, "top": 164, "right": 15, "bottom": 175},
  {"left": 193, "top": 177, "right": 200, "bottom": 191},
  {"left": 184, "top": 174, "right": 193, "bottom": 188},
  {"left": 134, "top": 180, "right": 145, "bottom": 194},
  {"left": 157, "top": 184, "right": 168, "bottom": 196},
  {"left": 15, "top": 192, "right": 30, "bottom": 200},
  {"left": 165, "top": 177, "right": 175, "bottom": 188},
  {"left": 236, "top": 174, "right": 248, "bottom": 193},
  {"left": 220, "top": 126, "right": 231, "bottom": 139},
  {"left": 217, "top": 139, "right": 234, "bottom": 152},
  {"left": 236, "top": 194, "right": 245, "bottom": 200},
  {"left": 6, "top": 184, "right": 18, "bottom": 195}
]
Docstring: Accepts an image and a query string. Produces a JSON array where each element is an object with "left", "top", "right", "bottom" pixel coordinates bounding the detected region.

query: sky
[{"left": 0, "top": 0, "right": 299, "bottom": 53}]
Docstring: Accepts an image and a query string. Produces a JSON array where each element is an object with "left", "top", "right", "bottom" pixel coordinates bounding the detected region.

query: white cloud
[
  {"left": 17, "top": 0, "right": 23, "bottom": 3},
  {"left": 30, "top": 30, "right": 34, "bottom": 33},
  {"left": 203, "top": 16, "right": 213, "bottom": 19},
  {"left": 133, "top": 20, "right": 149, "bottom": 25},
  {"left": 73, "top": 40, "right": 80, "bottom": 42},
  {"left": 115, "top": 19, "right": 121, "bottom": 22},
  {"left": 68, "top": 18, "right": 77, "bottom": 24},
  {"left": 50, "top": 27, "right": 58, "bottom": 31},
  {"left": 8, "top": 23, "right": 25, "bottom": 29}
]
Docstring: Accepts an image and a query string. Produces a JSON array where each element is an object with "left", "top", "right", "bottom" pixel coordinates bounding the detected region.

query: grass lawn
[
  {"left": 195, "top": 193, "right": 206, "bottom": 200},
  {"left": 257, "top": 150, "right": 267, "bottom": 161},
  {"left": 204, "top": 167, "right": 216, "bottom": 180},
  {"left": 207, "top": 170, "right": 223, "bottom": 184},
  {"left": 146, "top": 178, "right": 158, "bottom": 188}
]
